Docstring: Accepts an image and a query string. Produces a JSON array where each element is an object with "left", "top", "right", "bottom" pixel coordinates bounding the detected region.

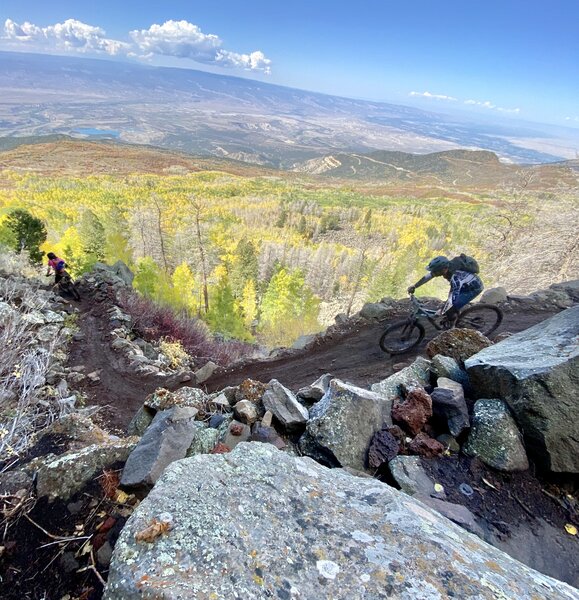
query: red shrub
[{"left": 118, "top": 291, "right": 252, "bottom": 366}]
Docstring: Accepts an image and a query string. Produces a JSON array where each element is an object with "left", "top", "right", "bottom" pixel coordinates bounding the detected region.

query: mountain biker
[
  {"left": 407, "top": 255, "right": 484, "bottom": 325},
  {"left": 46, "top": 252, "right": 67, "bottom": 284}
]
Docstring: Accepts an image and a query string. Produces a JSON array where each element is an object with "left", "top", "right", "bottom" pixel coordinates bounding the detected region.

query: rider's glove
[{"left": 407, "top": 285, "right": 416, "bottom": 294}]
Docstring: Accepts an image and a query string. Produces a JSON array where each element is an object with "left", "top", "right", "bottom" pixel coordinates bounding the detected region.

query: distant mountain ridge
[
  {"left": 0, "top": 52, "right": 578, "bottom": 167},
  {"left": 1, "top": 138, "right": 577, "bottom": 194}
]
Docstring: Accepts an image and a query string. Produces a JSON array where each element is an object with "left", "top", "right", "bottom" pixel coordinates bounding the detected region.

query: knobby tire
[
  {"left": 60, "top": 279, "right": 81, "bottom": 301},
  {"left": 379, "top": 320, "right": 425, "bottom": 355},
  {"left": 455, "top": 304, "right": 503, "bottom": 336}
]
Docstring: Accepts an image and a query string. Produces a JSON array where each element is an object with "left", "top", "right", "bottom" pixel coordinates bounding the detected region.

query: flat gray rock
[
  {"left": 121, "top": 407, "right": 200, "bottom": 487},
  {"left": 104, "top": 443, "right": 577, "bottom": 600},
  {"left": 262, "top": 379, "right": 308, "bottom": 431}
]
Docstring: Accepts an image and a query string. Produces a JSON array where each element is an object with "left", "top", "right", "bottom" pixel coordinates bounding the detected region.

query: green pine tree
[{"left": 5, "top": 209, "right": 47, "bottom": 263}]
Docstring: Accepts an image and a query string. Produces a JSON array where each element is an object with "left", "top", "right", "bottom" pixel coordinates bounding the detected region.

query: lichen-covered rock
[
  {"left": 128, "top": 387, "right": 209, "bottom": 436},
  {"left": 299, "top": 378, "right": 393, "bottom": 470},
  {"left": 34, "top": 438, "right": 138, "bottom": 502},
  {"left": 235, "top": 378, "right": 266, "bottom": 403},
  {"left": 104, "top": 443, "right": 576, "bottom": 600},
  {"left": 186, "top": 427, "right": 220, "bottom": 457},
  {"left": 465, "top": 306, "right": 579, "bottom": 473},
  {"left": 370, "top": 356, "right": 431, "bottom": 400},
  {"left": 262, "top": 379, "right": 308, "bottom": 431},
  {"left": 463, "top": 399, "right": 529, "bottom": 472},
  {"left": 431, "top": 354, "right": 470, "bottom": 389},
  {"left": 427, "top": 329, "right": 492, "bottom": 363},
  {"left": 46, "top": 413, "right": 115, "bottom": 449},
  {"left": 121, "top": 407, "right": 201, "bottom": 487}
]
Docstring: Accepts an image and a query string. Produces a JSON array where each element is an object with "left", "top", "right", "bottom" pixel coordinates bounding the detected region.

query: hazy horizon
[{"left": 1, "top": 1, "right": 577, "bottom": 130}]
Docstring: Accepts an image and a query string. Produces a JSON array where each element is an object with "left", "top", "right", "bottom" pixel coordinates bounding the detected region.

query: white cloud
[
  {"left": 2, "top": 18, "right": 272, "bottom": 72},
  {"left": 464, "top": 99, "right": 519, "bottom": 113},
  {"left": 216, "top": 49, "right": 271, "bottom": 73},
  {"left": 565, "top": 116, "right": 579, "bottom": 122},
  {"left": 3, "top": 18, "right": 129, "bottom": 55},
  {"left": 409, "top": 91, "right": 457, "bottom": 101},
  {"left": 129, "top": 20, "right": 271, "bottom": 73},
  {"left": 129, "top": 20, "right": 221, "bottom": 60}
]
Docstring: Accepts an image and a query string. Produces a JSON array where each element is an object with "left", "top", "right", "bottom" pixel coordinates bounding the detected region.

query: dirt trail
[
  {"left": 68, "top": 297, "right": 164, "bottom": 432},
  {"left": 206, "top": 305, "right": 561, "bottom": 394},
  {"left": 68, "top": 290, "right": 562, "bottom": 431}
]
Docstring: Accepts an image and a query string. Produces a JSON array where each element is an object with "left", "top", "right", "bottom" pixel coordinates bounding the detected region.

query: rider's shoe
[{"left": 441, "top": 316, "right": 457, "bottom": 330}]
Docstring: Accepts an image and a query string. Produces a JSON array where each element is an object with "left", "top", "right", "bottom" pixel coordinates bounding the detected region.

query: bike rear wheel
[
  {"left": 379, "top": 320, "right": 425, "bottom": 355},
  {"left": 60, "top": 277, "right": 81, "bottom": 301},
  {"left": 455, "top": 304, "right": 503, "bottom": 336}
]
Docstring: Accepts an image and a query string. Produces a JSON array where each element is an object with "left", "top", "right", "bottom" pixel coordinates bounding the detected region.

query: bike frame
[{"left": 405, "top": 294, "right": 445, "bottom": 331}]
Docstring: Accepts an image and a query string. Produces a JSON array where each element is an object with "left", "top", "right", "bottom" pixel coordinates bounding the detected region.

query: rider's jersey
[
  {"left": 444, "top": 270, "right": 483, "bottom": 312},
  {"left": 48, "top": 256, "right": 66, "bottom": 272},
  {"left": 450, "top": 270, "right": 480, "bottom": 295}
]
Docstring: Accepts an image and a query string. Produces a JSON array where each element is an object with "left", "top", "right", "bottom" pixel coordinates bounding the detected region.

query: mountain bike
[
  {"left": 379, "top": 294, "right": 502, "bottom": 355},
  {"left": 50, "top": 270, "right": 81, "bottom": 301}
]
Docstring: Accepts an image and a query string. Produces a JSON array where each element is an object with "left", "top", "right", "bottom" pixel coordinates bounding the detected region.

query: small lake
[{"left": 73, "top": 128, "right": 120, "bottom": 137}]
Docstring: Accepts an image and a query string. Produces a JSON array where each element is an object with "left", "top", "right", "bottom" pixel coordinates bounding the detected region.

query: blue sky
[{"left": 1, "top": 0, "right": 577, "bottom": 128}]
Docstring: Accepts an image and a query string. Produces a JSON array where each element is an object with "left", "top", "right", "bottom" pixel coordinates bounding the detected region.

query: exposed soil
[
  {"left": 205, "top": 302, "right": 562, "bottom": 396},
  {"left": 67, "top": 291, "right": 167, "bottom": 434},
  {"left": 420, "top": 455, "right": 579, "bottom": 587},
  {"left": 0, "top": 467, "right": 133, "bottom": 600}
]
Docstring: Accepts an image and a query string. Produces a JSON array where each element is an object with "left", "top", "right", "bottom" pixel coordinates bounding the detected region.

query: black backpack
[{"left": 449, "top": 253, "right": 479, "bottom": 274}]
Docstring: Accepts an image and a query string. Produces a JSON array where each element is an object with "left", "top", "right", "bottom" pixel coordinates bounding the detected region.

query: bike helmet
[
  {"left": 47, "top": 252, "right": 56, "bottom": 259},
  {"left": 427, "top": 255, "right": 450, "bottom": 275}
]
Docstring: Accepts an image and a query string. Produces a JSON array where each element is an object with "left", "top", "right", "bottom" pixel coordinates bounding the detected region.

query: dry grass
[{"left": 0, "top": 278, "right": 69, "bottom": 463}]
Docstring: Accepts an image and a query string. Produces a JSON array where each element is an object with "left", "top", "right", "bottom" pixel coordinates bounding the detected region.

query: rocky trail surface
[
  {"left": 3, "top": 267, "right": 577, "bottom": 600},
  {"left": 69, "top": 284, "right": 562, "bottom": 431}
]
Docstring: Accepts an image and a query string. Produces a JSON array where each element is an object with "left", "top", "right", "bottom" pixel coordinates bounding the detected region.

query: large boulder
[
  {"left": 299, "top": 379, "right": 392, "bottom": 470},
  {"left": 465, "top": 306, "right": 579, "bottom": 473},
  {"left": 121, "top": 407, "right": 201, "bottom": 487},
  {"left": 104, "top": 444, "right": 577, "bottom": 600},
  {"left": 464, "top": 399, "right": 529, "bottom": 472}
]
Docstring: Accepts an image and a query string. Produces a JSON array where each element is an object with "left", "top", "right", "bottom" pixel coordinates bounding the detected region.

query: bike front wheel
[
  {"left": 455, "top": 304, "right": 503, "bottom": 337},
  {"left": 379, "top": 320, "right": 425, "bottom": 355}
]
